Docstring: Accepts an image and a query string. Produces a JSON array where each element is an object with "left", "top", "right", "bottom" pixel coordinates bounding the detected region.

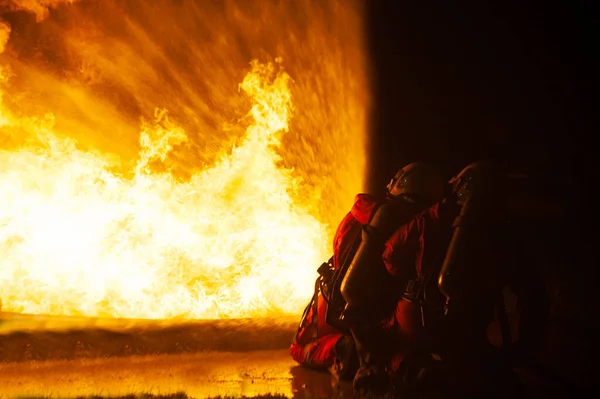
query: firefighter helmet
[
  {"left": 448, "top": 162, "right": 501, "bottom": 203},
  {"left": 386, "top": 163, "right": 445, "bottom": 205}
]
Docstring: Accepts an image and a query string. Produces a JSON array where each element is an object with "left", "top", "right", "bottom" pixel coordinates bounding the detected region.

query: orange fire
[{"left": 0, "top": 1, "right": 367, "bottom": 319}]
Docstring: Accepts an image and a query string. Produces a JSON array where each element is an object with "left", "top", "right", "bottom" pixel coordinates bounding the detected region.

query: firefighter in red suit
[
  {"left": 346, "top": 162, "right": 529, "bottom": 397},
  {"left": 289, "top": 163, "right": 446, "bottom": 380}
]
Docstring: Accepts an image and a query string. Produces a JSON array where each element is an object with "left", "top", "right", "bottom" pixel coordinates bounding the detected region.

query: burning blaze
[
  {"left": 0, "top": 0, "right": 367, "bottom": 319},
  {"left": 0, "top": 58, "right": 329, "bottom": 319}
]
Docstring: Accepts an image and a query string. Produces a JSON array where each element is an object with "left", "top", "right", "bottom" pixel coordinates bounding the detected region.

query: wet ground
[
  {"left": 0, "top": 312, "right": 351, "bottom": 398},
  {"left": 0, "top": 312, "right": 299, "bottom": 361},
  {"left": 0, "top": 311, "right": 587, "bottom": 398},
  {"left": 0, "top": 349, "right": 353, "bottom": 399}
]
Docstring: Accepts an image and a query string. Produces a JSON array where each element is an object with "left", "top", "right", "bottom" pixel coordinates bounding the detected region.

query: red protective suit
[
  {"left": 381, "top": 200, "right": 532, "bottom": 396},
  {"left": 289, "top": 194, "right": 383, "bottom": 368},
  {"left": 381, "top": 201, "right": 459, "bottom": 369}
]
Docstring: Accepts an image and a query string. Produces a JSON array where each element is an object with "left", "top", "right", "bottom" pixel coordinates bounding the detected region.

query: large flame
[
  {"left": 0, "top": 0, "right": 367, "bottom": 319},
  {"left": 1, "top": 0, "right": 81, "bottom": 22}
]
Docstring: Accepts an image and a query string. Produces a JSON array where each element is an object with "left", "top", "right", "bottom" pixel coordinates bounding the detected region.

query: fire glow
[{"left": 0, "top": 0, "right": 367, "bottom": 319}]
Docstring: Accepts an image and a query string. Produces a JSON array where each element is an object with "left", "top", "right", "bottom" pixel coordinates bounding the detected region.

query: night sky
[{"left": 365, "top": 2, "right": 595, "bottom": 190}]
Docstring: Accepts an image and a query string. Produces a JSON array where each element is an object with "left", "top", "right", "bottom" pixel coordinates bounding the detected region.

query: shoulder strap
[
  {"left": 294, "top": 276, "right": 321, "bottom": 342},
  {"left": 340, "top": 221, "right": 364, "bottom": 272}
]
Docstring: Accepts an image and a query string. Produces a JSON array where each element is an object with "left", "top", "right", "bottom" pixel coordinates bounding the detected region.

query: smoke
[
  {"left": 0, "top": 0, "right": 368, "bottom": 318},
  {"left": 2, "top": 0, "right": 80, "bottom": 22},
  {"left": 0, "top": 0, "right": 368, "bottom": 230},
  {"left": 1, "top": 0, "right": 79, "bottom": 54}
]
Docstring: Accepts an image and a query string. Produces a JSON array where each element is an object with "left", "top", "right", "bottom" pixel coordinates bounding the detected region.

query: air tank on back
[{"left": 438, "top": 162, "right": 508, "bottom": 304}]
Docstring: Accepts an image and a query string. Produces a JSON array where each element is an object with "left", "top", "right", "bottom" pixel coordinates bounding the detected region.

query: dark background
[
  {"left": 365, "top": 1, "right": 595, "bottom": 186},
  {"left": 364, "top": 1, "right": 597, "bottom": 389}
]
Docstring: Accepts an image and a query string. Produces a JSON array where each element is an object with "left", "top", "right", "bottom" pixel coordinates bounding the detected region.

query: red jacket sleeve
[
  {"left": 383, "top": 203, "right": 452, "bottom": 284},
  {"left": 383, "top": 216, "right": 421, "bottom": 283},
  {"left": 332, "top": 212, "right": 357, "bottom": 270}
]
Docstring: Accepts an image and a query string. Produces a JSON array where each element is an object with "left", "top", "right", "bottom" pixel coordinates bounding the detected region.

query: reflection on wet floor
[
  {"left": 0, "top": 349, "right": 352, "bottom": 399},
  {"left": 0, "top": 312, "right": 354, "bottom": 398},
  {"left": 0, "top": 312, "right": 580, "bottom": 398},
  {"left": 290, "top": 366, "right": 353, "bottom": 399}
]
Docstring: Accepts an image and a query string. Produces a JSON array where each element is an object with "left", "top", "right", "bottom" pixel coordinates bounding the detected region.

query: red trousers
[
  {"left": 289, "top": 332, "right": 344, "bottom": 368},
  {"left": 289, "top": 292, "right": 346, "bottom": 369},
  {"left": 384, "top": 299, "right": 428, "bottom": 371}
]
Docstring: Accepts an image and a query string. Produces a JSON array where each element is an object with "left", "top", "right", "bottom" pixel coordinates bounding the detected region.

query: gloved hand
[
  {"left": 353, "top": 364, "right": 392, "bottom": 397},
  {"left": 331, "top": 335, "right": 359, "bottom": 381},
  {"left": 392, "top": 351, "right": 442, "bottom": 397}
]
